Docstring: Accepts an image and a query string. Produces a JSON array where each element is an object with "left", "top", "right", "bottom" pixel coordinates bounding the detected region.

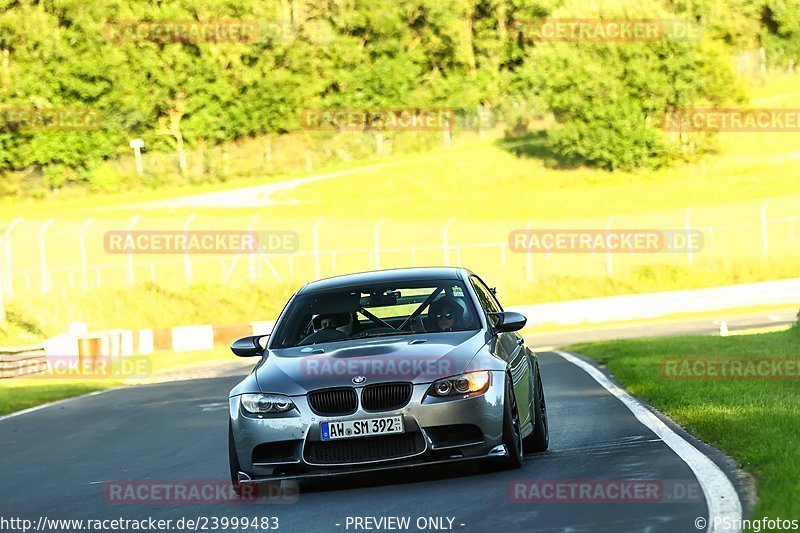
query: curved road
[{"left": 0, "top": 351, "right": 748, "bottom": 533}]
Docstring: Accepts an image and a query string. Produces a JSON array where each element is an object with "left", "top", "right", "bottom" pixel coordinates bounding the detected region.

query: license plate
[{"left": 320, "top": 415, "right": 404, "bottom": 441}]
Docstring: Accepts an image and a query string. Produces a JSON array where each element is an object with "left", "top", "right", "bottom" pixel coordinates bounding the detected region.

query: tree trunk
[
  {"left": 174, "top": 126, "right": 187, "bottom": 174},
  {"left": 1, "top": 48, "right": 9, "bottom": 87},
  {"left": 496, "top": 2, "right": 507, "bottom": 43},
  {"left": 464, "top": 2, "right": 476, "bottom": 74},
  {"left": 157, "top": 94, "right": 188, "bottom": 176}
]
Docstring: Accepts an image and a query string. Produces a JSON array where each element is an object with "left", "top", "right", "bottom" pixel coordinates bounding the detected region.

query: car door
[{"left": 469, "top": 276, "right": 533, "bottom": 426}]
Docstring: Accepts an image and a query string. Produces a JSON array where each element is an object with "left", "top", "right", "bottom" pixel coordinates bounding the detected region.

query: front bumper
[{"left": 229, "top": 370, "right": 506, "bottom": 479}]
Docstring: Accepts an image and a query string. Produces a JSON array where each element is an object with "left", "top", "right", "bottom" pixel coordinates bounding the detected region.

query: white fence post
[
  {"left": 38, "top": 219, "right": 54, "bottom": 292},
  {"left": 442, "top": 219, "right": 453, "bottom": 265},
  {"left": 313, "top": 217, "right": 325, "bottom": 280},
  {"left": 248, "top": 215, "right": 260, "bottom": 283},
  {"left": 183, "top": 214, "right": 195, "bottom": 284},
  {"left": 0, "top": 235, "right": 5, "bottom": 322},
  {"left": 80, "top": 218, "right": 94, "bottom": 289},
  {"left": 761, "top": 198, "right": 771, "bottom": 257},
  {"left": 373, "top": 219, "right": 384, "bottom": 269},
  {"left": 685, "top": 206, "right": 695, "bottom": 267},
  {"left": 3, "top": 218, "right": 21, "bottom": 295},
  {"left": 605, "top": 216, "right": 615, "bottom": 277},
  {"left": 525, "top": 219, "right": 533, "bottom": 283},
  {"left": 126, "top": 215, "right": 140, "bottom": 285}
]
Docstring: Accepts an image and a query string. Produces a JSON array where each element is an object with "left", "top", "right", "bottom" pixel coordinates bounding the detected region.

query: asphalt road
[
  {"left": 0, "top": 352, "right": 747, "bottom": 533},
  {"left": 525, "top": 309, "right": 797, "bottom": 348}
]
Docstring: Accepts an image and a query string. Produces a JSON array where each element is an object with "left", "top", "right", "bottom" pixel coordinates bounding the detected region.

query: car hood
[{"left": 255, "top": 330, "right": 487, "bottom": 395}]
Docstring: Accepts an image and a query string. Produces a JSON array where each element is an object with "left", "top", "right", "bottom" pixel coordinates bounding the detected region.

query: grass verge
[
  {"left": 567, "top": 326, "right": 800, "bottom": 520},
  {"left": 0, "top": 346, "right": 236, "bottom": 416}
]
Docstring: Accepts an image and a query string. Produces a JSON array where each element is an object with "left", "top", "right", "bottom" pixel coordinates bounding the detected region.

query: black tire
[
  {"left": 522, "top": 361, "right": 549, "bottom": 453},
  {"left": 228, "top": 421, "right": 242, "bottom": 496},
  {"left": 501, "top": 375, "right": 524, "bottom": 468}
]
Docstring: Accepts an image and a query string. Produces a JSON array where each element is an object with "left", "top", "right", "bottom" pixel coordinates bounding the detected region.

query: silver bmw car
[{"left": 228, "top": 267, "right": 549, "bottom": 489}]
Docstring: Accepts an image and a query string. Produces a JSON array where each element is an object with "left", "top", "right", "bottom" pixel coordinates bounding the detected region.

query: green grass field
[
  {"left": 568, "top": 325, "right": 800, "bottom": 521},
  {"left": 0, "top": 75, "right": 798, "bottom": 353}
]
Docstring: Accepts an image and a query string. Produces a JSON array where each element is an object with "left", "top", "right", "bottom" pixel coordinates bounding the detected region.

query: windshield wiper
[
  {"left": 350, "top": 330, "right": 415, "bottom": 340},
  {"left": 291, "top": 329, "right": 415, "bottom": 348}
]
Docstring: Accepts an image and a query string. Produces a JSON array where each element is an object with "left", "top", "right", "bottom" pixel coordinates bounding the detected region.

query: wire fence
[{"left": 1, "top": 195, "right": 799, "bottom": 299}]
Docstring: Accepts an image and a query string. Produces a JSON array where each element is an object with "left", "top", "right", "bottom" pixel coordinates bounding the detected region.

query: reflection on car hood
[{"left": 255, "top": 330, "right": 487, "bottom": 395}]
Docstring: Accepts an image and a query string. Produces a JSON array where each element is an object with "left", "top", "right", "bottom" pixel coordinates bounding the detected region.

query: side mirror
[
  {"left": 489, "top": 311, "right": 527, "bottom": 333},
  {"left": 231, "top": 335, "right": 269, "bottom": 357}
]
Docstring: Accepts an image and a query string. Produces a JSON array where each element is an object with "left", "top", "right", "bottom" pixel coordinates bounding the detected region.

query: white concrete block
[
  {"left": 171, "top": 325, "right": 214, "bottom": 352},
  {"left": 137, "top": 329, "right": 154, "bottom": 355}
]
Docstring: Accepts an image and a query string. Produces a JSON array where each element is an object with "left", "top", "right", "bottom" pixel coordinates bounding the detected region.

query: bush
[{"left": 525, "top": 0, "right": 744, "bottom": 170}]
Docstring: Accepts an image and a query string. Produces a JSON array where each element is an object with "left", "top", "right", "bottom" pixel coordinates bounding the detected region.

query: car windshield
[{"left": 270, "top": 281, "right": 480, "bottom": 348}]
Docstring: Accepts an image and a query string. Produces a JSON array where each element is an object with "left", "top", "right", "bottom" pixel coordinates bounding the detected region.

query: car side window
[{"left": 470, "top": 276, "right": 502, "bottom": 315}]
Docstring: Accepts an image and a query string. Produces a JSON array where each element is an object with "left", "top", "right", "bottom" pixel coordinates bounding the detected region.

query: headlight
[
  {"left": 241, "top": 393, "right": 295, "bottom": 414},
  {"left": 428, "top": 371, "right": 490, "bottom": 397}
]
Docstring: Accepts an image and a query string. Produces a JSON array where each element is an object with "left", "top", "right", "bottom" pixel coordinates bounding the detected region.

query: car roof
[{"left": 298, "top": 267, "right": 471, "bottom": 294}]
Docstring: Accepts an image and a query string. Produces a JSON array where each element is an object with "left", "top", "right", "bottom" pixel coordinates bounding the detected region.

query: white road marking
[
  {"left": 555, "top": 350, "right": 743, "bottom": 533},
  {"left": 199, "top": 402, "right": 228, "bottom": 411}
]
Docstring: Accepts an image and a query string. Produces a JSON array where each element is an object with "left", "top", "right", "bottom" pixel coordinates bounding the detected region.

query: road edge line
[{"left": 554, "top": 350, "right": 742, "bottom": 533}]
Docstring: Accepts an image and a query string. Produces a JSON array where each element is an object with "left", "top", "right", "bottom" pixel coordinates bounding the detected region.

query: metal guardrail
[{"left": 0, "top": 345, "right": 47, "bottom": 378}]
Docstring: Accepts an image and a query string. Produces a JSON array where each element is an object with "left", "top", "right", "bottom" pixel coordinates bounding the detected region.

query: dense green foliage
[{"left": 0, "top": 0, "right": 798, "bottom": 190}]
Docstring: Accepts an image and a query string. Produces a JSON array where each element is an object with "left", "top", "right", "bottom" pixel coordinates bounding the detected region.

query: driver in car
[
  {"left": 429, "top": 296, "right": 463, "bottom": 332},
  {"left": 317, "top": 313, "right": 353, "bottom": 334},
  {"left": 319, "top": 314, "right": 342, "bottom": 329}
]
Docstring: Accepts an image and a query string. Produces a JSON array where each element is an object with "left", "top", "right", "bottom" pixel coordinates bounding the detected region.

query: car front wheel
[
  {"left": 228, "top": 421, "right": 242, "bottom": 496},
  {"left": 523, "top": 361, "right": 549, "bottom": 453},
  {"left": 501, "top": 376, "right": 524, "bottom": 468}
]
